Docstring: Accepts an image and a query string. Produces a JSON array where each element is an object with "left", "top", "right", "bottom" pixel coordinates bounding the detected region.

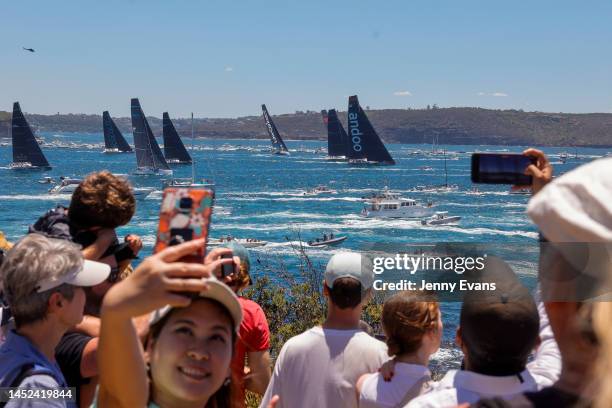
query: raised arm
[{"left": 97, "top": 239, "right": 230, "bottom": 408}]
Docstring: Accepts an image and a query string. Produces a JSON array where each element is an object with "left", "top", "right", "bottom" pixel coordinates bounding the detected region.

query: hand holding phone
[
  {"left": 518, "top": 148, "right": 553, "bottom": 194},
  {"left": 471, "top": 153, "right": 537, "bottom": 185}
]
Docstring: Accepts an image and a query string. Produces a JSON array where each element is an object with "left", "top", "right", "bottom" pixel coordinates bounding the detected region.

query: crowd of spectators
[{"left": 0, "top": 149, "right": 610, "bottom": 408}]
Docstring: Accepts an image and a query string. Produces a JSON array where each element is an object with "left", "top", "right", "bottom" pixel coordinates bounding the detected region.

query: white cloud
[
  {"left": 224, "top": 66, "right": 234, "bottom": 72},
  {"left": 393, "top": 90, "right": 412, "bottom": 96},
  {"left": 477, "top": 92, "right": 486, "bottom": 96}
]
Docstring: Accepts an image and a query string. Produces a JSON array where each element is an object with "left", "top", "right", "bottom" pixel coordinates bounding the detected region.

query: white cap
[
  {"left": 36, "top": 260, "right": 111, "bottom": 293},
  {"left": 527, "top": 157, "right": 612, "bottom": 242},
  {"left": 324, "top": 252, "right": 374, "bottom": 290},
  {"left": 150, "top": 277, "right": 243, "bottom": 332}
]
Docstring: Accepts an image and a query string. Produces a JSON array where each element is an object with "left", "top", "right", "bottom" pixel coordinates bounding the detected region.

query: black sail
[
  {"left": 346, "top": 95, "right": 395, "bottom": 165},
  {"left": 162, "top": 112, "right": 192, "bottom": 164},
  {"left": 324, "top": 109, "right": 348, "bottom": 158},
  {"left": 102, "top": 111, "right": 132, "bottom": 152},
  {"left": 261, "top": 104, "right": 289, "bottom": 153},
  {"left": 11, "top": 102, "right": 51, "bottom": 168},
  {"left": 130, "top": 98, "right": 170, "bottom": 171}
]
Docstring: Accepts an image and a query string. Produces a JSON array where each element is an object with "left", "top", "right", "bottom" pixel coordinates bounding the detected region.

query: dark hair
[
  {"left": 327, "top": 277, "right": 363, "bottom": 309},
  {"left": 146, "top": 299, "right": 237, "bottom": 408},
  {"left": 382, "top": 291, "right": 440, "bottom": 356},
  {"left": 460, "top": 292, "right": 539, "bottom": 376},
  {"left": 69, "top": 171, "right": 135, "bottom": 229}
]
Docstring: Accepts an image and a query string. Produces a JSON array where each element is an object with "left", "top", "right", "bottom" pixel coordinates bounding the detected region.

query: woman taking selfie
[{"left": 95, "top": 238, "right": 241, "bottom": 408}]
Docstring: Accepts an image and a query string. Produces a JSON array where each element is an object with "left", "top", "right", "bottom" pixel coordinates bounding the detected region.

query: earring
[{"left": 223, "top": 377, "right": 231, "bottom": 387}]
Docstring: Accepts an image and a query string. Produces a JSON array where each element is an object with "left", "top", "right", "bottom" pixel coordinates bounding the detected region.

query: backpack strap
[
  {"left": 0, "top": 364, "right": 59, "bottom": 408},
  {"left": 395, "top": 374, "right": 432, "bottom": 408}
]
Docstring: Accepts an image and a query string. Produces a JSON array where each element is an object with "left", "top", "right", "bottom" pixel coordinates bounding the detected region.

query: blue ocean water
[{"left": 0, "top": 132, "right": 608, "bottom": 369}]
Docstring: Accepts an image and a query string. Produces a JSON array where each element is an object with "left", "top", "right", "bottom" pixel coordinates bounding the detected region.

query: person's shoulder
[
  {"left": 238, "top": 297, "right": 267, "bottom": 318},
  {"left": 352, "top": 331, "right": 388, "bottom": 351},
  {"left": 17, "top": 372, "right": 61, "bottom": 388},
  {"left": 278, "top": 327, "right": 321, "bottom": 353},
  {"left": 6, "top": 375, "right": 70, "bottom": 408}
]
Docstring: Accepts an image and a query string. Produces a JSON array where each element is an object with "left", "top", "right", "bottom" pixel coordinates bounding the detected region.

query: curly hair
[
  {"left": 69, "top": 171, "right": 135, "bottom": 229},
  {"left": 382, "top": 291, "right": 440, "bottom": 356}
]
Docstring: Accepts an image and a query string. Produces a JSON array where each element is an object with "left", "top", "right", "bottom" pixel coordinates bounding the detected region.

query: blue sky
[{"left": 1, "top": 0, "right": 612, "bottom": 117}]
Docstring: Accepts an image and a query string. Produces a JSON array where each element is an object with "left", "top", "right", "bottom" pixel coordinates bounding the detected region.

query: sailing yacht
[
  {"left": 162, "top": 112, "right": 192, "bottom": 164},
  {"left": 261, "top": 104, "right": 290, "bottom": 155},
  {"left": 322, "top": 109, "right": 348, "bottom": 160},
  {"left": 9, "top": 102, "right": 52, "bottom": 170},
  {"left": 346, "top": 95, "right": 395, "bottom": 165},
  {"left": 162, "top": 113, "right": 215, "bottom": 190},
  {"left": 130, "top": 98, "right": 172, "bottom": 176},
  {"left": 102, "top": 111, "right": 133, "bottom": 153}
]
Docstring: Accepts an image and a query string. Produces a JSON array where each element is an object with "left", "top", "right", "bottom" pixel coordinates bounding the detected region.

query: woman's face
[{"left": 148, "top": 299, "right": 234, "bottom": 407}]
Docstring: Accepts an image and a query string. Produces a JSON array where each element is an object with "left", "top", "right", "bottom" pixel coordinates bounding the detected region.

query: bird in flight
[{"left": 22, "top": 47, "right": 35, "bottom": 53}]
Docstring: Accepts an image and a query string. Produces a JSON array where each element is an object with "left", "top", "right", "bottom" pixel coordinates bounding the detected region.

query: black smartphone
[
  {"left": 471, "top": 153, "right": 536, "bottom": 184},
  {"left": 221, "top": 253, "right": 234, "bottom": 278}
]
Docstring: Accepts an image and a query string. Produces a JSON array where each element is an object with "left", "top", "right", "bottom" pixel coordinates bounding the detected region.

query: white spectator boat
[
  {"left": 421, "top": 212, "right": 461, "bottom": 225},
  {"left": 208, "top": 237, "right": 268, "bottom": 248},
  {"left": 303, "top": 185, "right": 337, "bottom": 196},
  {"left": 361, "top": 197, "right": 435, "bottom": 218}
]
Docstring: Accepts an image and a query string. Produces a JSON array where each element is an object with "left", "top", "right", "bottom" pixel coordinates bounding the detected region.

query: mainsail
[
  {"left": 102, "top": 111, "right": 133, "bottom": 152},
  {"left": 130, "top": 98, "right": 170, "bottom": 172},
  {"left": 162, "top": 112, "right": 192, "bottom": 164},
  {"left": 261, "top": 104, "right": 289, "bottom": 154},
  {"left": 323, "top": 109, "right": 348, "bottom": 158},
  {"left": 346, "top": 95, "right": 395, "bottom": 165},
  {"left": 11, "top": 102, "right": 51, "bottom": 169}
]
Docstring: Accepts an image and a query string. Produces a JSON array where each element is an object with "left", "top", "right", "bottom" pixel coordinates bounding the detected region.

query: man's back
[{"left": 260, "top": 326, "right": 387, "bottom": 408}]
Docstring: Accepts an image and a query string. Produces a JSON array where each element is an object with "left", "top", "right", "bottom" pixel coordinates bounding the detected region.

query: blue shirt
[{"left": 0, "top": 330, "right": 76, "bottom": 408}]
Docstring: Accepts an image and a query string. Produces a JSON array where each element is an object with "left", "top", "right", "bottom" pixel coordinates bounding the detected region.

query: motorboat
[
  {"left": 466, "top": 187, "right": 484, "bottom": 196},
  {"left": 303, "top": 185, "right": 337, "bottom": 196},
  {"left": 162, "top": 178, "right": 215, "bottom": 190},
  {"left": 37, "top": 177, "right": 56, "bottom": 184},
  {"left": 361, "top": 198, "right": 435, "bottom": 218},
  {"left": 208, "top": 237, "right": 268, "bottom": 248},
  {"left": 412, "top": 184, "right": 459, "bottom": 193},
  {"left": 509, "top": 188, "right": 531, "bottom": 195},
  {"left": 49, "top": 177, "right": 152, "bottom": 200},
  {"left": 132, "top": 187, "right": 154, "bottom": 199},
  {"left": 421, "top": 212, "right": 461, "bottom": 225},
  {"left": 307, "top": 234, "right": 347, "bottom": 247},
  {"left": 48, "top": 178, "right": 81, "bottom": 195}
]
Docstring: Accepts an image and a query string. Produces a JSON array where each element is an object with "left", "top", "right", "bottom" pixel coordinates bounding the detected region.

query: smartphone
[
  {"left": 154, "top": 187, "right": 215, "bottom": 262},
  {"left": 471, "top": 153, "right": 536, "bottom": 184},
  {"left": 221, "top": 253, "right": 234, "bottom": 278}
]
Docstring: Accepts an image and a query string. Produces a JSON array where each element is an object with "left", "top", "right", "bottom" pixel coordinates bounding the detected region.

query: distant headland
[{"left": 1, "top": 107, "right": 611, "bottom": 147}]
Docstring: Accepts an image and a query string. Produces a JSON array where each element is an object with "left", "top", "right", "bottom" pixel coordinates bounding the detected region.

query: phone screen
[
  {"left": 154, "top": 187, "right": 215, "bottom": 262},
  {"left": 471, "top": 153, "right": 535, "bottom": 184}
]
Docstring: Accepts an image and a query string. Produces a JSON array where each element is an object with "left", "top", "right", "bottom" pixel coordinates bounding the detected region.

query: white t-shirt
[
  {"left": 259, "top": 326, "right": 388, "bottom": 408},
  {"left": 406, "top": 298, "right": 561, "bottom": 408},
  {"left": 359, "top": 362, "right": 431, "bottom": 408}
]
